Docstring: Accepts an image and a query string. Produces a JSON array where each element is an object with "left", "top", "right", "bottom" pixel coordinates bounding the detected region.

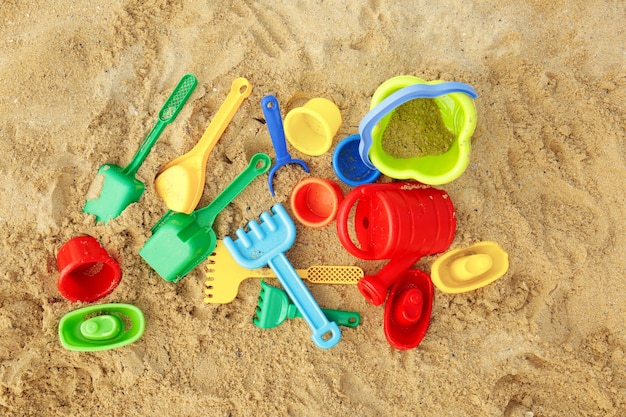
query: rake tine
[
  {"left": 259, "top": 211, "right": 278, "bottom": 231},
  {"left": 248, "top": 220, "right": 265, "bottom": 239},
  {"left": 235, "top": 228, "right": 253, "bottom": 248}
]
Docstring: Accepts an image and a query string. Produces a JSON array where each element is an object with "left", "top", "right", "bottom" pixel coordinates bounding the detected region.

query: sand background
[{"left": 1, "top": 1, "right": 625, "bottom": 416}]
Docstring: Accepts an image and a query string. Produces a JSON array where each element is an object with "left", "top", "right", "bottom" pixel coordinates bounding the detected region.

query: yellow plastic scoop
[
  {"left": 204, "top": 240, "right": 362, "bottom": 304},
  {"left": 430, "top": 241, "right": 509, "bottom": 293},
  {"left": 154, "top": 78, "right": 252, "bottom": 213}
]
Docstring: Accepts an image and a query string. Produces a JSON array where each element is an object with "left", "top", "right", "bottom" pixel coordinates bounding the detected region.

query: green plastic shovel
[
  {"left": 83, "top": 73, "right": 197, "bottom": 223},
  {"left": 139, "top": 153, "right": 271, "bottom": 283}
]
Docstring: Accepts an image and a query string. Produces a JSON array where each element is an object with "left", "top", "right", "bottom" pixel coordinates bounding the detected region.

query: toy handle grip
[
  {"left": 125, "top": 74, "right": 198, "bottom": 176},
  {"left": 335, "top": 185, "right": 378, "bottom": 260},
  {"left": 194, "top": 78, "right": 252, "bottom": 161},
  {"left": 158, "top": 74, "right": 199, "bottom": 123},
  {"left": 195, "top": 153, "right": 271, "bottom": 226},
  {"left": 294, "top": 308, "right": 360, "bottom": 328},
  {"left": 319, "top": 309, "right": 361, "bottom": 328},
  {"left": 261, "top": 95, "right": 292, "bottom": 165},
  {"left": 268, "top": 253, "right": 342, "bottom": 349}
]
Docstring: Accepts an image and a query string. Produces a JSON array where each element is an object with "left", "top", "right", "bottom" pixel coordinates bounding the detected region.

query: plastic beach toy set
[{"left": 56, "top": 73, "right": 510, "bottom": 352}]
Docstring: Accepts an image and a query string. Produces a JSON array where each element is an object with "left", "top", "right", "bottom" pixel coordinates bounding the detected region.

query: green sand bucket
[{"left": 358, "top": 76, "right": 478, "bottom": 185}]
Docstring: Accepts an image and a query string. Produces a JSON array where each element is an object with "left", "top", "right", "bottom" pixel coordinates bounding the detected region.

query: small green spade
[{"left": 84, "top": 73, "right": 197, "bottom": 223}]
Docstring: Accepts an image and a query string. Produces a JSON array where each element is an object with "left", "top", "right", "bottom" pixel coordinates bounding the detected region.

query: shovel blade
[
  {"left": 83, "top": 164, "right": 145, "bottom": 223},
  {"left": 139, "top": 212, "right": 216, "bottom": 282}
]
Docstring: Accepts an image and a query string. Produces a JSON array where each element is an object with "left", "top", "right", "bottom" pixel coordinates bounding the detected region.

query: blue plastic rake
[{"left": 223, "top": 203, "right": 342, "bottom": 349}]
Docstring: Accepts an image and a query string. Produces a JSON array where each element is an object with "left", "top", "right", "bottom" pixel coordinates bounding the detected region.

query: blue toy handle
[
  {"left": 358, "top": 82, "right": 478, "bottom": 169},
  {"left": 261, "top": 95, "right": 310, "bottom": 196},
  {"left": 261, "top": 95, "right": 291, "bottom": 166},
  {"left": 267, "top": 252, "right": 342, "bottom": 349}
]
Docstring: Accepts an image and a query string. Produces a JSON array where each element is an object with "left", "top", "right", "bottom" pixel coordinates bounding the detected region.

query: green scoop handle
[
  {"left": 194, "top": 153, "right": 272, "bottom": 227},
  {"left": 123, "top": 73, "right": 198, "bottom": 176}
]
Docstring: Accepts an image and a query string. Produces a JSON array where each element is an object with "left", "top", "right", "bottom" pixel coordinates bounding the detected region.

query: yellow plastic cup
[
  {"left": 363, "top": 76, "right": 477, "bottom": 185},
  {"left": 284, "top": 98, "right": 342, "bottom": 156}
]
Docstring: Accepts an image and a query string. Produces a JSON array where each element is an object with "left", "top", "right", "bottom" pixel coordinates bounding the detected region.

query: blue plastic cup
[{"left": 332, "top": 134, "right": 381, "bottom": 187}]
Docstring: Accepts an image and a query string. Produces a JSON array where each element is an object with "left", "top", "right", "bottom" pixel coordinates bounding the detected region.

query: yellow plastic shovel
[{"left": 154, "top": 78, "right": 252, "bottom": 213}]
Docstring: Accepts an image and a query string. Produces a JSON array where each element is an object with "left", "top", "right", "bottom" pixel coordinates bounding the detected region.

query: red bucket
[{"left": 56, "top": 235, "right": 121, "bottom": 302}]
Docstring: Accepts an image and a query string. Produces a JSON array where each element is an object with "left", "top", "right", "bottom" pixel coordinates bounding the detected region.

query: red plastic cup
[
  {"left": 384, "top": 269, "right": 434, "bottom": 350},
  {"left": 290, "top": 178, "right": 344, "bottom": 228},
  {"left": 56, "top": 235, "right": 122, "bottom": 302}
]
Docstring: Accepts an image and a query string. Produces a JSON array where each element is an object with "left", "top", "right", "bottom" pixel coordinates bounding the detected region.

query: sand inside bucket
[{"left": 381, "top": 98, "right": 455, "bottom": 159}]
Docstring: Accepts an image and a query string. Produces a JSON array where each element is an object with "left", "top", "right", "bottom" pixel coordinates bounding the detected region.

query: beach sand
[{"left": 1, "top": 1, "right": 625, "bottom": 416}]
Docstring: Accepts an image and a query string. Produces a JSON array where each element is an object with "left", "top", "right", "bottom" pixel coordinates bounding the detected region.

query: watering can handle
[
  {"left": 195, "top": 153, "right": 271, "bottom": 226},
  {"left": 335, "top": 185, "right": 378, "bottom": 260},
  {"left": 357, "top": 81, "right": 478, "bottom": 169}
]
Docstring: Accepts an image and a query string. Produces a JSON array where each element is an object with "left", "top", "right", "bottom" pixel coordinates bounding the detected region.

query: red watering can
[{"left": 336, "top": 181, "right": 456, "bottom": 305}]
